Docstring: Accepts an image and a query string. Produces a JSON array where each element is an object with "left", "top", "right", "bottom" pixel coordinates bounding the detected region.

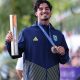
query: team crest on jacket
[
  {"left": 53, "top": 35, "right": 58, "bottom": 41},
  {"left": 33, "top": 37, "right": 38, "bottom": 41}
]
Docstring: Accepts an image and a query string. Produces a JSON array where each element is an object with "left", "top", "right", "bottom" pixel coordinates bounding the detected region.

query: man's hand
[
  {"left": 6, "top": 31, "right": 13, "bottom": 42},
  {"left": 51, "top": 46, "right": 65, "bottom": 55}
]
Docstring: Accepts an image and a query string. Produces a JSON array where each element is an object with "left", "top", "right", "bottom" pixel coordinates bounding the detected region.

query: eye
[
  {"left": 39, "top": 7, "right": 43, "bottom": 11},
  {"left": 45, "top": 7, "right": 50, "bottom": 10}
]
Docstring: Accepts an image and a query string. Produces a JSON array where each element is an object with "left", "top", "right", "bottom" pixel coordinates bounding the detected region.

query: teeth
[{"left": 44, "top": 14, "right": 47, "bottom": 15}]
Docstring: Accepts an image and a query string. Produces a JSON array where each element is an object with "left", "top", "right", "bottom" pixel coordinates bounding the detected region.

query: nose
[{"left": 42, "top": 9, "right": 46, "bottom": 12}]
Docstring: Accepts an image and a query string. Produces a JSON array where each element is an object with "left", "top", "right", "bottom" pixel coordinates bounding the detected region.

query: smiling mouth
[
  {"left": 42, "top": 18, "right": 49, "bottom": 21},
  {"left": 42, "top": 16, "right": 49, "bottom": 21},
  {"left": 41, "top": 13, "right": 50, "bottom": 20},
  {"left": 41, "top": 13, "right": 48, "bottom": 15}
]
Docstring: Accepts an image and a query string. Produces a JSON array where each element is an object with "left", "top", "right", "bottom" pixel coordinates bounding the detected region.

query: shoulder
[
  {"left": 22, "top": 25, "right": 38, "bottom": 33},
  {"left": 50, "top": 25, "right": 65, "bottom": 40},
  {"left": 55, "top": 29, "right": 63, "bottom": 35},
  {"left": 51, "top": 25, "right": 63, "bottom": 36},
  {"left": 19, "top": 24, "right": 39, "bottom": 38},
  {"left": 55, "top": 29, "right": 65, "bottom": 39}
]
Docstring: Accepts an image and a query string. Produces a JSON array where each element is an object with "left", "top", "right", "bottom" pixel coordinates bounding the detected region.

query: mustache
[
  {"left": 42, "top": 17, "right": 49, "bottom": 21},
  {"left": 43, "top": 19, "right": 49, "bottom": 21},
  {"left": 41, "top": 12, "right": 48, "bottom": 15}
]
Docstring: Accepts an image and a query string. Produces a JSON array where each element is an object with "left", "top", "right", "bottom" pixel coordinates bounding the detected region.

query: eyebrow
[{"left": 39, "top": 6, "right": 49, "bottom": 9}]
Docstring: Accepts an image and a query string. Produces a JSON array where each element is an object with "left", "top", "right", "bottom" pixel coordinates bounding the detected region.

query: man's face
[{"left": 35, "top": 3, "right": 52, "bottom": 21}]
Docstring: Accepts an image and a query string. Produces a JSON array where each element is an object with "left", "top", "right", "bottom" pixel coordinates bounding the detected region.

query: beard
[{"left": 41, "top": 16, "right": 50, "bottom": 21}]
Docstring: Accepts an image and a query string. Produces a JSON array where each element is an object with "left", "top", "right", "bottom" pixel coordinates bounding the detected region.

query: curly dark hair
[{"left": 34, "top": 0, "right": 52, "bottom": 12}]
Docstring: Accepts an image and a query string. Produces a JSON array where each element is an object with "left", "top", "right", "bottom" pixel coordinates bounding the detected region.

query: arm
[
  {"left": 16, "top": 70, "right": 23, "bottom": 80},
  {"left": 58, "top": 34, "right": 69, "bottom": 64},
  {"left": 5, "top": 30, "right": 24, "bottom": 59},
  {"left": 51, "top": 34, "right": 69, "bottom": 64},
  {"left": 16, "top": 57, "right": 23, "bottom": 80}
]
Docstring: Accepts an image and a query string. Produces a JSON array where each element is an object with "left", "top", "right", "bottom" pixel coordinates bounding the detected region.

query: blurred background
[{"left": 0, "top": 0, "right": 80, "bottom": 80}]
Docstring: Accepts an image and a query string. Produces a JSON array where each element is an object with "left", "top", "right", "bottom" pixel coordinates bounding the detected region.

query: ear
[
  {"left": 35, "top": 12, "right": 37, "bottom": 17},
  {"left": 50, "top": 11, "right": 52, "bottom": 17},
  {"left": 50, "top": 11, "right": 52, "bottom": 15}
]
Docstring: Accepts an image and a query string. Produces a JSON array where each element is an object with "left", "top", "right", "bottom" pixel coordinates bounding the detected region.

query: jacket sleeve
[
  {"left": 59, "top": 34, "right": 70, "bottom": 64},
  {"left": 5, "top": 30, "right": 25, "bottom": 59},
  {"left": 5, "top": 41, "right": 22, "bottom": 59}
]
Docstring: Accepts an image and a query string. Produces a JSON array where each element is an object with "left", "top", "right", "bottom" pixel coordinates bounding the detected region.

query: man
[{"left": 6, "top": 0, "right": 69, "bottom": 80}]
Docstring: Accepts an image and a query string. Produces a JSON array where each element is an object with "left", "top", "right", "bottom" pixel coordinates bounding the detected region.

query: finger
[
  {"left": 58, "top": 46, "right": 65, "bottom": 55},
  {"left": 6, "top": 33, "right": 13, "bottom": 42},
  {"left": 51, "top": 46, "right": 58, "bottom": 53}
]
